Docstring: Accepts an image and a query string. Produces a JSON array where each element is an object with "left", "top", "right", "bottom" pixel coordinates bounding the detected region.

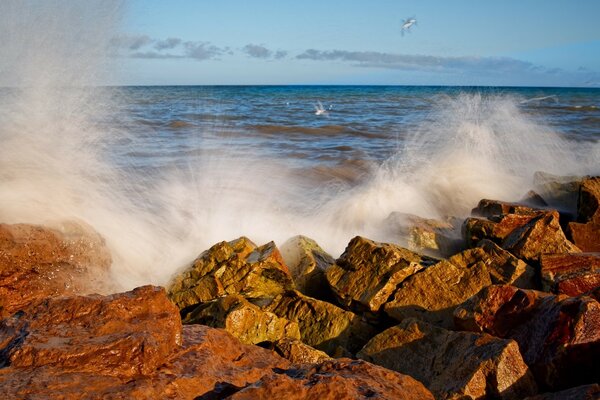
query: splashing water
[{"left": 1, "top": 2, "right": 598, "bottom": 290}]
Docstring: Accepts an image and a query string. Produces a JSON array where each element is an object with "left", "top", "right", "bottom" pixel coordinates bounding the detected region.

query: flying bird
[
  {"left": 314, "top": 101, "right": 329, "bottom": 116},
  {"left": 401, "top": 17, "right": 417, "bottom": 36}
]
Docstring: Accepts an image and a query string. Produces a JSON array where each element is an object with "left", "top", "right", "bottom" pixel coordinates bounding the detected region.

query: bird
[
  {"left": 401, "top": 17, "right": 417, "bottom": 36},
  {"left": 314, "top": 101, "right": 329, "bottom": 116}
]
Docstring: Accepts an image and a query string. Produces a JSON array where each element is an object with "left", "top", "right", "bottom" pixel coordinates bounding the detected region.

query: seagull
[
  {"left": 315, "top": 101, "right": 329, "bottom": 116},
  {"left": 401, "top": 17, "right": 417, "bottom": 36}
]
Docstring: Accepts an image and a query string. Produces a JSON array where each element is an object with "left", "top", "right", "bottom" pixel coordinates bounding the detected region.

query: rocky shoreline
[{"left": 1, "top": 173, "right": 599, "bottom": 399}]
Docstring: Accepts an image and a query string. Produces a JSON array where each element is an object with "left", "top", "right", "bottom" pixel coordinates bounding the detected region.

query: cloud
[
  {"left": 154, "top": 38, "right": 182, "bottom": 51},
  {"left": 110, "top": 34, "right": 153, "bottom": 51},
  {"left": 130, "top": 51, "right": 184, "bottom": 60},
  {"left": 184, "top": 41, "right": 228, "bottom": 60},
  {"left": 243, "top": 44, "right": 288, "bottom": 60},
  {"left": 296, "top": 49, "right": 537, "bottom": 74}
]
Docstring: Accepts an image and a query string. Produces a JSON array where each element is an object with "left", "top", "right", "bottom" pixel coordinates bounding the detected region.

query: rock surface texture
[{"left": 569, "top": 177, "right": 600, "bottom": 252}]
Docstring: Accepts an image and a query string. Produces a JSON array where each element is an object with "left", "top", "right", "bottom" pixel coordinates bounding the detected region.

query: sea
[{"left": 1, "top": 85, "right": 599, "bottom": 287}]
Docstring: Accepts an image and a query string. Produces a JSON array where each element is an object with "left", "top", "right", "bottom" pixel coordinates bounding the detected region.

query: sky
[{"left": 116, "top": 0, "right": 600, "bottom": 86}]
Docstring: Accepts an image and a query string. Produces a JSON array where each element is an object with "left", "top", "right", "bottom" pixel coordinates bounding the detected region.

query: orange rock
[{"left": 540, "top": 253, "right": 600, "bottom": 296}]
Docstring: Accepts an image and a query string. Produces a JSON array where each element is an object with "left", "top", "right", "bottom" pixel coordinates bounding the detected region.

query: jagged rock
[
  {"left": 524, "top": 384, "right": 600, "bottom": 400},
  {"left": 384, "top": 249, "right": 491, "bottom": 328},
  {"left": 227, "top": 359, "right": 435, "bottom": 400},
  {"left": 540, "top": 253, "right": 600, "bottom": 296},
  {"left": 463, "top": 213, "right": 542, "bottom": 247},
  {"left": 472, "top": 198, "right": 541, "bottom": 218},
  {"left": 182, "top": 294, "right": 301, "bottom": 345},
  {"left": 265, "top": 290, "right": 376, "bottom": 356},
  {"left": 326, "top": 236, "right": 435, "bottom": 313},
  {"left": 0, "top": 222, "right": 113, "bottom": 318},
  {"left": 168, "top": 237, "right": 294, "bottom": 311},
  {"left": 280, "top": 235, "right": 334, "bottom": 299},
  {"left": 357, "top": 318, "right": 537, "bottom": 400},
  {"left": 568, "top": 176, "right": 600, "bottom": 251},
  {"left": 520, "top": 190, "right": 549, "bottom": 208},
  {"left": 502, "top": 210, "right": 580, "bottom": 262},
  {"left": 533, "top": 171, "right": 585, "bottom": 211},
  {"left": 0, "top": 285, "right": 180, "bottom": 378},
  {"left": 267, "top": 337, "right": 331, "bottom": 364},
  {"left": 454, "top": 285, "right": 600, "bottom": 390},
  {"left": 477, "top": 239, "right": 537, "bottom": 289}
]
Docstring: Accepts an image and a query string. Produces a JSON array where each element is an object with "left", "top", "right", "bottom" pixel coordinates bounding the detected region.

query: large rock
[
  {"left": 533, "top": 171, "right": 585, "bottom": 211},
  {"left": 540, "top": 253, "right": 600, "bottom": 296},
  {"left": 357, "top": 318, "right": 537, "bottom": 400},
  {"left": 568, "top": 176, "right": 600, "bottom": 251},
  {"left": 168, "top": 237, "right": 294, "bottom": 311},
  {"left": 0, "top": 285, "right": 180, "bottom": 378},
  {"left": 326, "top": 236, "right": 435, "bottom": 313},
  {"left": 182, "top": 294, "right": 301, "bottom": 345},
  {"left": 0, "top": 222, "right": 112, "bottom": 318},
  {"left": 524, "top": 384, "right": 600, "bottom": 400},
  {"left": 265, "top": 290, "right": 376, "bottom": 356},
  {"left": 472, "top": 198, "right": 541, "bottom": 218},
  {"left": 463, "top": 213, "right": 542, "bottom": 247},
  {"left": 454, "top": 285, "right": 600, "bottom": 390},
  {"left": 477, "top": 239, "right": 537, "bottom": 288},
  {"left": 383, "top": 248, "right": 491, "bottom": 328},
  {"left": 227, "top": 359, "right": 435, "bottom": 400},
  {"left": 502, "top": 210, "right": 580, "bottom": 262},
  {"left": 264, "top": 337, "right": 331, "bottom": 364},
  {"left": 280, "top": 235, "right": 334, "bottom": 299}
]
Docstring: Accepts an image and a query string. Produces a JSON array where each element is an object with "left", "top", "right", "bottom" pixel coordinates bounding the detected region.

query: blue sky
[{"left": 117, "top": 0, "right": 600, "bottom": 86}]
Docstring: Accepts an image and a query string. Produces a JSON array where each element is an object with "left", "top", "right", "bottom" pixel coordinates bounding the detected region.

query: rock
[
  {"left": 326, "top": 236, "right": 435, "bottom": 313},
  {"left": 0, "top": 285, "right": 180, "bottom": 378},
  {"left": 226, "top": 359, "right": 435, "bottom": 400},
  {"left": 384, "top": 248, "right": 491, "bottom": 328},
  {"left": 568, "top": 176, "right": 600, "bottom": 252},
  {"left": 502, "top": 210, "right": 580, "bottom": 262},
  {"left": 524, "top": 384, "right": 600, "bottom": 400},
  {"left": 454, "top": 285, "right": 600, "bottom": 390},
  {"left": 540, "top": 253, "right": 600, "bottom": 296},
  {"left": 0, "top": 222, "right": 112, "bottom": 318},
  {"left": 472, "top": 198, "right": 541, "bottom": 218},
  {"left": 280, "top": 235, "right": 334, "bottom": 299},
  {"left": 463, "top": 213, "right": 542, "bottom": 248},
  {"left": 357, "top": 318, "right": 537, "bottom": 400},
  {"left": 168, "top": 237, "right": 294, "bottom": 311},
  {"left": 265, "top": 290, "right": 376, "bottom": 356},
  {"left": 182, "top": 294, "right": 301, "bottom": 345},
  {"left": 533, "top": 171, "right": 585, "bottom": 211},
  {"left": 520, "top": 190, "right": 549, "bottom": 208},
  {"left": 266, "top": 337, "right": 331, "bottom": 364},
  {"left": 477, "top": 239, "right": 537, "bottom": 289}
]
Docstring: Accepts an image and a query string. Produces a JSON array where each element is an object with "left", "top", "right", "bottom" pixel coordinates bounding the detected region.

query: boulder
[
  {"left": 502, "top": 211, "right": 580, "bottom": 262},
  {"left": 568, "top": 176, "right": 600, "bottom": 252},
  {"left": 568, "top": 222, "right": 600, "bottom": 252},
  {"left": 463, "top": 213, "right": 542, "bottom": 247},
  {"left": 533, "top": 171, "right": 585, "bottom": 211},
  {"left": 0, "top": 222, "right": 112, "bottom": 318},
  {"left": 0, "top": 285, "right": 180, "bottom": 378},
  {"left": 182, "top": 294, "right": 301, "bottom": 345},
  {"left": 454, "top": 285, "right": 600, "bottom": 390},
  {"left": 540, "top": 253, "right": 600, "bottom": 296},
  {"left": 383, "top": 249, "right": 491, "bottom": 328},
  {"left": 477, "top": 239, "right": 537, "bottom": 288},
  {"left": 265, "top": 290, "right": 376, "bottom": 356},
  {"left": 520, "top": 190, "right": 549, "bottom": 208},
  {"left": 266, "top": 337, "right": 331, "bottom": 364},
  {"left": 357, "top": 318, "right": 537, "bottom": 400},
  {"left": 168, "top": 237, "right": 294, "bottom": 311},
  {"left": 326, "top": 236, "right": 435, "bottom": 313},
  {"left": 524, "top": 384, "right": 600, "bottom": 400},
  {"left": 226, "top": 359, "right": 435, "bottom": 400},
  {"left": 280, "top": 235, "right": 334, "bottom": 299},
  {"left": 472, "top": 198, "right": 541, "bottom": 218}
]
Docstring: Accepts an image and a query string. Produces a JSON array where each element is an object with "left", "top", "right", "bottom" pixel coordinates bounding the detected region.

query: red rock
[
  {"left": 568, "top": 222, "right": 600, "bottom": 252},
  {"left": 0, "top": 285, "right": 181, "bottom": 378},
  {"left": 0, "top": 222, "right": 112, "bottom": 318},
  {"left": 502, "top": 210, "right": 580, "bottom": 262},
  {"left": 472, "top": 198, "right": 541, "bottom": 218},
  {"left": 463, "top": 213, "right": 542, "bottom": 247},
  {"left": 227, "top": 359, "right": 435, "bottom": 400},
  {"left": 577, "top": 177, "right": 600, "bottom": 224},
  {"left": 540, "top": 253, "right": 600, "bottom": 296},
  {"left": 454, "top": 285, "right": 600, "bottom": 390}
]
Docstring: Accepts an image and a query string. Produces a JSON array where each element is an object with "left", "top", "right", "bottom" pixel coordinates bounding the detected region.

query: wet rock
[
  {"left": 357, "top": 318, "right": 537, "bottom": 400},
  {"left": 540, "top": 253, "right": 600, "bottom": 296},
  {"left": 502, "top": 210, "right": 580, "bottom": 262},
  {"left": 268, "top": 337, "right": 331, "bottom": 364},
  {"left": 520, "top": 190, "right": 549, "bottom": 208},
  {"left": 533, "top": 171, "right": 585, "bottom": 211},
  {"left": 326, "top": 236, "right": 435, "bottom": 313},
  {"left": 384, "top": 248, "right": 491, "bottom": 328},
  {"left": 454, "top": 285, "right": 600, "bottom": 390},
  {"left": 463, "top": 212, "right": 543, "bottom": 248},
  {"left": 568, "top": 176, "right": 600, "bottom": 252},
  {"left": 472, "top": 198, "right": 541, "bottom": 218},
  {"left": 524, "top": 384, "right": 600, "bottom": 400},
  {"left": 227, "top": 359, "right": 435, "bottom": 400},
  {"left": 0, "top": 285, "right": 180, "bottom": 378},
  {"left": 182, "top": 294, "right": 301, "bottom": 345},
  {"left": 478, "top": 239, "right": 537, "bottom": 289},
  {"left": 168, "top": 237, "right": 294, "bottom": 311},
  {"left": 265, "top": 290, "right": 376, "bottom": 356},
  {"left": 0, "top": 222, "right": 112, "bottom": 318},
  {"left": 280, "top": 235, "right": 334, "bottom": 299}
]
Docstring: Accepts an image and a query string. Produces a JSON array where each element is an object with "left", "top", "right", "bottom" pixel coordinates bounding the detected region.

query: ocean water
[{"left": 1, "top": 84, "right": 599, "bottom": 288}]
